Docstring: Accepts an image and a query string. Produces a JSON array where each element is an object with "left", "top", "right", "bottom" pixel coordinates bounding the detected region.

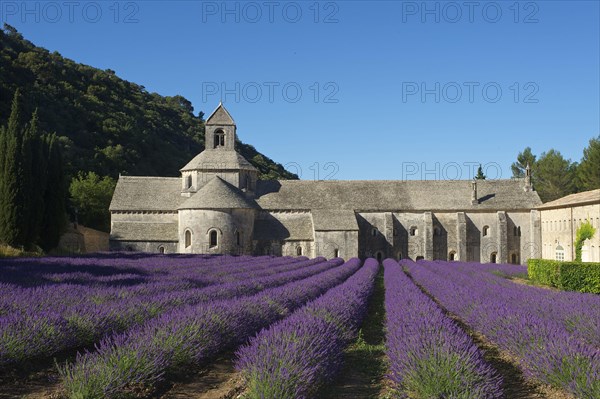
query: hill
[{"left": 0, "top": 24, "right": 298, "bottom": 181}]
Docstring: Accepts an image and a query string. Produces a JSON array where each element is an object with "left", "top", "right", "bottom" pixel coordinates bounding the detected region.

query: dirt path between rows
[
  {"left": 319, "top": 268, "right": 393, "bottom": 399},
  {"left": 0, "top": 366, "right": 62, "bottom": 399},
  {"left": 157, "top": 356, "right": 245, "bottom": 399}
]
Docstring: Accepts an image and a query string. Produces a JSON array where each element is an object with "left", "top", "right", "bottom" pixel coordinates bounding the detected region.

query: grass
[
  {"left": 0, "top": 244, "right": 42, "bottom": 257},
  {"left": 319, "top": 267, "right": 390, "bottom": 398}
]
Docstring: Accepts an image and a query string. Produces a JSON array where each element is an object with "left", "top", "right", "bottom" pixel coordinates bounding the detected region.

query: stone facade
[
  {"left": 109, "top": 104, "right": 547, "bottom": 264},
  {"left": 538, "top": 190, "right": 600, "bottom": 262}
]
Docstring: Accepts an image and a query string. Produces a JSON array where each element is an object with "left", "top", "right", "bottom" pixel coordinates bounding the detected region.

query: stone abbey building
[{"left": 109, "top": 104, "right": 544, "bottom": 264}]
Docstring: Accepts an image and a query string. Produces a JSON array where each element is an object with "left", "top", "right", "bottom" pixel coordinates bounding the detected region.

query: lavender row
[
  {"left": 418, "top": 260, "right": 600, "bottom": 348},
  {"left": 0, "top": 255, "right": 308, "bottom": 316},
  {"left": 383, "top": 259, "right": 502, "bottom": 398},
  {"left": 235, "top": 258, "right": 378, "bottom": 399},
  {"left": 59, "top": 258, "right": 363, "bottom": 398},
  {"left": 0, "top": 257, "right": 339, "bottom": 368},
  {"left": 405, "top": 260, "right": 600, "bottom": 398}
]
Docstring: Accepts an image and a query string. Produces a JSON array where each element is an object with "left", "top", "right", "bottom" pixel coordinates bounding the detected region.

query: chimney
[
  {"left": 524, "top": 162, "right": 533, "bottom": 192},
  {"left": 471, "top": 180, "right": 478, "bottom": 205}
]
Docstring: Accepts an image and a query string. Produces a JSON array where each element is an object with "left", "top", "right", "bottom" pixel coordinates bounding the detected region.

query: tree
[
  {"left": 577, "top": 136, "right": 600, "bottom": 191},
  {"left": 69, "top": 172, "right": 116, "bottom": 232},
  {"left": 475, "top": 164, "right": 486, "bottom": 180},
  {"left": 39, "top": 133, "right": 67, "bottom": 251},
  {"left": 0, "top": 90, "right": 67, "bottom": 251},
  {"left": 511, "top": 147, "right": 537, "bottom": 178},
  {"left": 535, "top": 149, "right": 577, "bottom": 202},
  {"left": 0, "top": 89, "right": 29, "bottom": 248}
]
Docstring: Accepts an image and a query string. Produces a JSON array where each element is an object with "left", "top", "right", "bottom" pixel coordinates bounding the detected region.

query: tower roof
[
  {"left": 206, "top": 102, "right": 235, "bottom": 125},
  {"left": 179, "top": 150, "right": 257, "bottom": 172},
  {"left": 178, "top": 176, "right": 258, "bottom": 210}
]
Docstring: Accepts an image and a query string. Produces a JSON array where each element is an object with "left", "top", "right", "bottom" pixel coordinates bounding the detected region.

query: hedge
[{"left": 528, "top": 259, "right": 600, "bottom": 294}]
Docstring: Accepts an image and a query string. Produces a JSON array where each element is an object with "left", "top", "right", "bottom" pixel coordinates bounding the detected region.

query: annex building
[{"left": 109, "top": 104, "right": 545, "bottom": 264}]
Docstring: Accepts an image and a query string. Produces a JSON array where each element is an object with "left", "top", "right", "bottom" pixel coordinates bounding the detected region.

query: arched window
[
  {"left": 513, "top": 226, "right": 518, "bottom": 236},
  {"left": 209, "top": 230, "right": 218, "bottom": 248},
  {"left": 555, "top": 245, "right": 565, "bottom": 261},
  {"left": 158, "top": 246, "right": 165, "bottom": 254},
  {"left": 185, "top": 175, "right": 192, "bottom": 189},
  {"left": 184, "top": 230, "right": 192, "bottom": 248},
  {"left": 433, "top": 226, "right": 441, "bottom": 236},
  {"left": 236, "top": 230, "right": 241, "bottom": 246},
  {"left": 449, "top": 251, "right": 456, "bottom": 261},
  {"left": 490, "top": 252, "right": 497, "bottom": 264},
  {"left": 409, "top": 226, "right": 418, "bottom": 236},
  {"left": 296, "top": 246, "right": 303, "bottom": 256},
  {"left": 376, "top": 251, "right": 383, "bottom": 262},
  {"left": 213, "top": 129, "right": 225, "bottom": 148},
  {"left": 397, "top": 252, "right": 402, "bottom": 260},
  {"left": 511, "top": 253, "right": 518, "bottom": 264},
  {"left": 334, "top": 249, "right": 340, "bottom": 258},
  {"left": 393, "top": 228, "right": 398, "bottom": 237},
  {"left": 482, "top": 226, "right": 489, "bottom": 237},
  {"left": 371, "top": 228, "right": 378, "bottom": 237}
]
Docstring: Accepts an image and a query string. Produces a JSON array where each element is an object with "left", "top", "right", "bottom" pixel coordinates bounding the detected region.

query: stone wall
[{"left": 540, "top": 203, "right": 600, "bottom": 261}]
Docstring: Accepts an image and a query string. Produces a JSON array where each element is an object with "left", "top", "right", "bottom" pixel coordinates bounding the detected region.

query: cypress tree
[
  {"left": 27, "top": 110, "right": 48, "bottom": 245},
  {"left": 0, "top": 89, "right": 25, "bottom": 247},
  {"left": 39, "top": 133, "right": 67, "bottom": 251}
]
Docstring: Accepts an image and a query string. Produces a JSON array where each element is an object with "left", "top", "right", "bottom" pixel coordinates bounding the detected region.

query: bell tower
[
  {"left": 206, "top": 102, "right": 236, "bottom": 151},
  {"left": 180, "top": 103, "right": 259, "bottom": 197}
]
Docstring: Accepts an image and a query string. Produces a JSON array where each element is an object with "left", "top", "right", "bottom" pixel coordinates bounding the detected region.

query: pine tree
[
  {"left": 535, "top": 149, "right": 577, "bottom": 202},
  {"left": 475, "top": 164, "right": 486, "bottom": 180},
  {"left": 577, "top": 136, "right": 600, "bottom": 191},
  {"left": 511, "top": 147, "right": 537, "bottom": 178}
]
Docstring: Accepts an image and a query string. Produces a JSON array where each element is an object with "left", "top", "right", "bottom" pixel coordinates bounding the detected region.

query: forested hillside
[{"left": 0, "top": 24, "right": 297, "bottom": 181}]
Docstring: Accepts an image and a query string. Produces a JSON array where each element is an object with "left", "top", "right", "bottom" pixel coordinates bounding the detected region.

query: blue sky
[{"left": 2, "top": 0, "right": 599, "bottom": 180}]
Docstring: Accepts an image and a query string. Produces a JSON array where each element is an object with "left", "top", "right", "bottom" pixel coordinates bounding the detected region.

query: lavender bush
[
  {"left": 1, "top": 255, "right": 338, "bottom": 368},
  {"left": 384, "top": 259, "right": 502, "bottom": 399},
  {"left": 58, "top": 258, "right": 363, "bottom": 398},
  {"left": 405, "top": 260, "right": 600, "bottom": 398},
  {"left": 236, "top": 258, "right": 379, "bottom": 399}
]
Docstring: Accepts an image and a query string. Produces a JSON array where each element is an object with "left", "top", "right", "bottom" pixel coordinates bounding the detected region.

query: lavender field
[{"left": 0, "top": 254, "right": 598, "bottom": 399}]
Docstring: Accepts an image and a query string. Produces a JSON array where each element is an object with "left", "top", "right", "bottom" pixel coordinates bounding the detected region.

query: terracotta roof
[
  {"left": 537, "top": 189, "right": 600, "bottom": 209},
  {"left": 109, "top": 176, "right": 184, "bottom": 212},
  {"left": 180, "top": 150, "right": 257, "bottom": 172},
  {"left": 311, "top": 209, "right": 359, "bottom": 231},
  {"left": 254, "top": 179, "right": 542, "bottom": 211},
  {"left": 110, "top": 222, "right": 178, "bottom": 242},
  {"left": 253, "top": 212, "right": 314, "bottom": 240},
  {"left": 178, "top": 177, "right": 258, "bottom": 210}
]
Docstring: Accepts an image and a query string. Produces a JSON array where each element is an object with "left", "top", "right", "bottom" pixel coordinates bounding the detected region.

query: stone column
[
  {"left": 529, "top": 210, "right": 541, "bottom": 260},
  {"left": 423, "top": 212, "right": 433, "bottom": 260},
  {"left": 384, "top": 212, "right": 394, "bottom": 255},
  {"left": 497, "top": 211, "right": 508, "bottom": 263},
  {"left": 457, "top": 212, "right": 467, "bottom": 261}
]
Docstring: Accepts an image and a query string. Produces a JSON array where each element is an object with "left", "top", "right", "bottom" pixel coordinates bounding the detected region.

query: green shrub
[
  {"left": 528, "top": 259, "right": 600, "bottom": 294},
  {"left": 574, "top": 221, "right": 596, "bottom": 262}
]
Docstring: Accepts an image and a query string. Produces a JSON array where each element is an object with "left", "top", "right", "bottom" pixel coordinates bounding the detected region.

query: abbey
[{"left": 109, "top": 104, "right": 543, "bottom": 264}]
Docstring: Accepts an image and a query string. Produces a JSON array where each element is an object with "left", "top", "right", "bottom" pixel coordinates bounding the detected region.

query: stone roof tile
[
  {"left": 178, "top": 177, "right": 258, "bottom": 210},
  {"left": 255, "top": 179, "right": 542, "bottom": 211},
  {"left": 537, "top": 189, "right": 600, "bottom": 209}
]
